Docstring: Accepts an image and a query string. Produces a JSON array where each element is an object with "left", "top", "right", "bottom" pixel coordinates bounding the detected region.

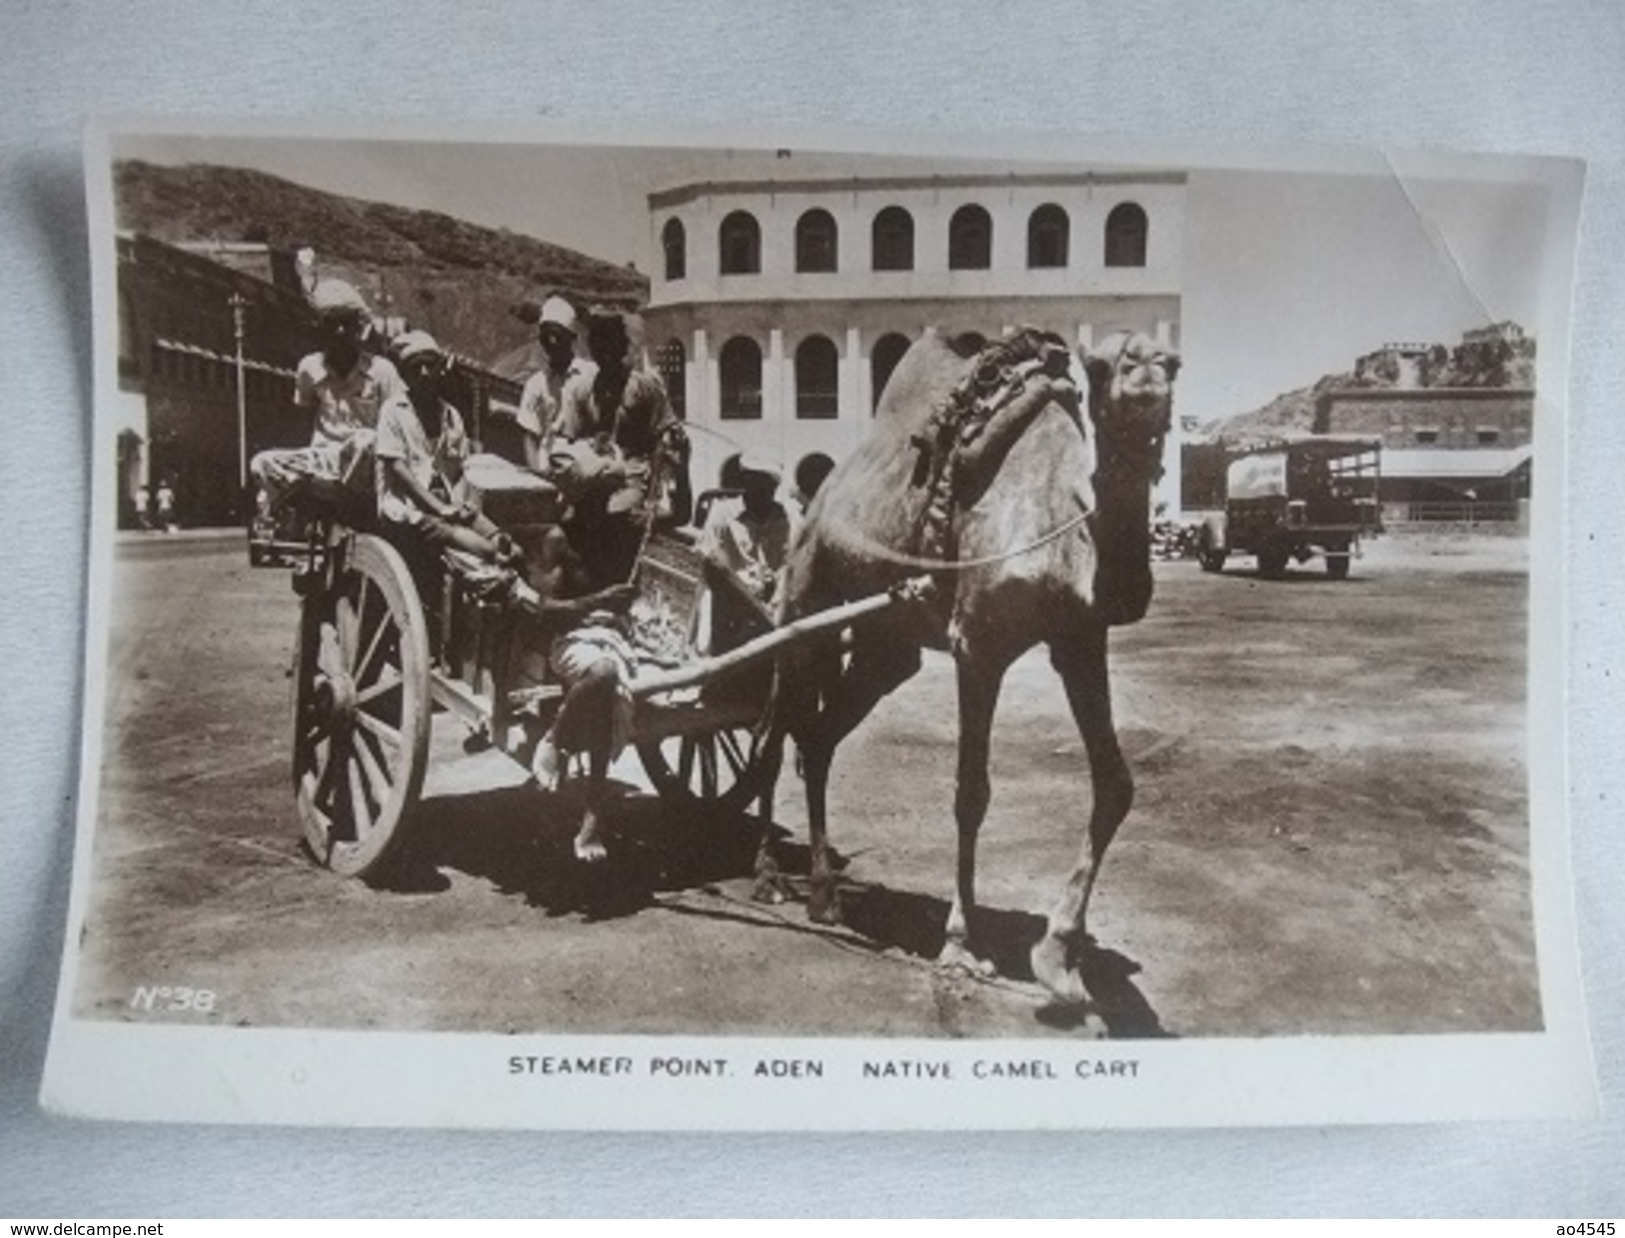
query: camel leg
[
  {"left": 1032, "top": 625, "right": 1133, "bottom": 1003},
  {"left": 801, "top": 637, "right": 922, "bottom": 924},
  {"left": 938, "top": 648, "right": 1007, "bottom": 977}
]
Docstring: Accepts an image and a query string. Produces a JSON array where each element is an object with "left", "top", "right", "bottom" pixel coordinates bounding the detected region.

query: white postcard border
[{"left": 42, "top": 116, "right": 1597, "bottom": 1130}]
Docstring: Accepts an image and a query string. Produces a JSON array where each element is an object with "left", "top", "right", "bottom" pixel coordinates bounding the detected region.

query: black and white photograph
[{"left": 41, "top": 121, "right": 1592, "bottom": 1129}]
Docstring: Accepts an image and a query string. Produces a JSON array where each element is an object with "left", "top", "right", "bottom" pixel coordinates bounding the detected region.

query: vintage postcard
[{"left": 42, "top": 118, "right": 1594, "bottom": 1128}]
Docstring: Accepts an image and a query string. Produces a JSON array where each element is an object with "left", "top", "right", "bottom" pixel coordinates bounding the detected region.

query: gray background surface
[{"left": 2, "top": 0, "right": 1620, "bottom": 1217}]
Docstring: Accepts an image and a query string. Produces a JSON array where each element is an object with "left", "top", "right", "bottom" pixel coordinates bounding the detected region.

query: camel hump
[
  {"left": 873, "top": 330, "right": 976, "bottom": 428},
  {"left": 877, "top": 327, "right": 1074, "bottom": 427}
]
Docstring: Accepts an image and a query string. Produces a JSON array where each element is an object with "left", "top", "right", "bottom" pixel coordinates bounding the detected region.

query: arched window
[
  {"left": 655, "top": 338, "right": 686, "bottom": 419},
  {"left": 661, "top": 218, "right": 686, "bottom": 281},
  {"left": 719, "top": 336, "right": 763, "bottom": 420},
  {"left": 872, "top": 206, "right": 914, "bottom": 271},
  {"left": 719, "top": 211, "right": 761, "bottom": 275},
  {"left": 795, "top": 209, "right": 838, "bottom": 273},
  {"left": 1105, "top": 202, "right": 1148, "bottom": 267},
  {"left": 870, "top": 332, "right": 912, "bottom": 414},
  {"left": 1027, "top": 203, "right": 1069, "bottom": 268},
  {"left": 795, "top": 335, "right": 839, "bottom": 419},
  {"left": 948, "top": 204, "right": 992, "bottom": 270}
]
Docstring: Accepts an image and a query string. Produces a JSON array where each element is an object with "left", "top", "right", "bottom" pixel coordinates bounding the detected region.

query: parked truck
[{"left": 1197, "top": 436, "right": 1383, "bottom": 580}]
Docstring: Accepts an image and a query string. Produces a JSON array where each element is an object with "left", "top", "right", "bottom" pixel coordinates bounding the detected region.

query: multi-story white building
[{"left": 640, "top": 169, "right": 1186, "bottom": 508}]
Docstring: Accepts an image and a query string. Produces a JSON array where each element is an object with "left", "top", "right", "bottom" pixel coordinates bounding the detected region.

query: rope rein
[{"left": 822, "top": 503, "right": 1094, "bottom": 573}]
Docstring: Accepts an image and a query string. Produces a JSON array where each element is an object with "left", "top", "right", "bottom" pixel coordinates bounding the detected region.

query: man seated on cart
[
  {"left": 375, "top": 331, "right": 538, "bottom": 580},
  {"left": 251, "top": 280, "right": 402, "bottom": 521},
  {"left": 513, "top": 295, "right": 597, "bottom": 473}
]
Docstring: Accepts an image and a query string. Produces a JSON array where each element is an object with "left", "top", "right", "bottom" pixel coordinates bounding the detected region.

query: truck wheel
[
  {"left": 1326, "top": 554, "right": 1351, "bottom": 581},
  {"left": 1197, "top": 529, "right": 1227, "bottom": 574},
  {"left": 1257, "top": 546, "right": 1289, "bottom": 579}
]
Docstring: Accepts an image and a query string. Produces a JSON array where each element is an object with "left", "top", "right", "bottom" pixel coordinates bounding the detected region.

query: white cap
[
  {"left": 310, "top": 279, "right": 370, "bottom": 318},
  {"left": 394, "top": 330, "right": 444, "bottom": 365},
  {"left": 537, "top": 296, "right": 578, "bottom": 333}
]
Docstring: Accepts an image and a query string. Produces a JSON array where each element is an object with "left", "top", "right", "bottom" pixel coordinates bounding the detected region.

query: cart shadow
[{"left": 385, "top": 782, "right": 777, "bottom": 922}]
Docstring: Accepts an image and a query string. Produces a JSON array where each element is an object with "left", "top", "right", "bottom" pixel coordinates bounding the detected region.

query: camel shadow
[{"left": 832, "top": 881, "right": 1172, "bottom": 1039}]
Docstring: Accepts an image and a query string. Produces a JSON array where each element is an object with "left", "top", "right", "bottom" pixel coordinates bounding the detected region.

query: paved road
[{"left": 73, "top": 532, "right": 1538, "bottom": 1039}]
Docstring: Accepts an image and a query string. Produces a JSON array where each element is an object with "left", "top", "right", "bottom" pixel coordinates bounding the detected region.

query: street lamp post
[{"left": 229, "top": 292, "right": 248, "bottom": 512}]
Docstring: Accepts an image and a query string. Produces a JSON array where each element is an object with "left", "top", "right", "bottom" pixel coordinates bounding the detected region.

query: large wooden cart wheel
[
  {"left": 292, "top": 533, "right": 431, "bottom": 879},
  {"left": 635, "top": 687, "right": 778, "bottom": 818}
]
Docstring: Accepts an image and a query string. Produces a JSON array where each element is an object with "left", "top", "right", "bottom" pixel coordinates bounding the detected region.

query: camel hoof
[
  {"left": 1031, "top": 935, "right": 1087, "bottom": 1005},
  {"left": 807, "top": 884, "right": 842, "bottom": 926},
  {"left": 937, "top": 939, "right": 995, "bottom": 978}
]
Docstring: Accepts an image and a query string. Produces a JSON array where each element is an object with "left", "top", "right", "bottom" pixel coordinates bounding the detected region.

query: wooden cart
[{"left": 283, "top": 468, "right": 909, "bottom": 881}]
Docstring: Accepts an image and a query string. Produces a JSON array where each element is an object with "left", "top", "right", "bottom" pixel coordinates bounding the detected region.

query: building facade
[
  {"left": 640, "top": 171, "right": 1186, "bottom": 506},
  {"left": 116, "top": 234, "right": 316, "bottom": 527},
  {"left": 1315, "top": 386, "right": 1534, "bottom": 514}
]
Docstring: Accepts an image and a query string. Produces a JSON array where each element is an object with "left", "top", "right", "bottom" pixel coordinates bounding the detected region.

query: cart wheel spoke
[
  {"left": 677, "top": 737, "right": 697, "bottom": 785},
  {"left": 347, "top": 759, "right": 374, "bottom": 841},
  {"left": 698, "top": 738, "right": 719, "bottom": 798},
  {"left": 355, "top": 663, "right": 404, "bottom": 708},
  {"left": 344, "top": 577, "right": 371, "bottom": 672},
  {"left": 352, "top": 726, "right": 392, "bottom": 810},
  {"left": 355, "top": 586, "right": 392, "bottom": 683},
  {"left": 716, "top": 727, "right": 748, "bottom": 776},
  {"left": 354, "top": 708, "right": 403, "bottom": 753}
]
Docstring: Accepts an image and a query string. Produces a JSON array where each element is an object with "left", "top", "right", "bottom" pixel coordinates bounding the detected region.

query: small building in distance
[{"left": 1314, "top": 385, "right": 1533, "bottom": 515}]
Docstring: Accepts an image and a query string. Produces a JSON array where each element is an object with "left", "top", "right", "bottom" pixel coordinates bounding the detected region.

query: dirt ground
[{"left": 72, "top": 529, "right": 1538, "bottom": 1040}]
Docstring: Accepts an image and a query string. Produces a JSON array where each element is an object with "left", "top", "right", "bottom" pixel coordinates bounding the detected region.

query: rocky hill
[
  {"left": 1204, "top": 328, "right": 1536, "bottom": 448},
  {"left": 115, "top": 160, "right": 648, "bottom": 368}
]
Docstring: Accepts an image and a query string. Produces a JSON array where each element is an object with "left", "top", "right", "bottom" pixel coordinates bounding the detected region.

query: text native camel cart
[{"left": 282, "top": 460, "right": 918, "bottom": 880}]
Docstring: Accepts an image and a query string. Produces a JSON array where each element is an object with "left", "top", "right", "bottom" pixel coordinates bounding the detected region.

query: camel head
[
  {"left": 1083, "top": 331, "right": 1182, "bottom": 482},
  {"left": 1082, "top": 331, "right": 1181, "bottom": 626}
]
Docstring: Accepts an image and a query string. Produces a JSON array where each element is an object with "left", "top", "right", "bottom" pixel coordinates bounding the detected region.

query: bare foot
[
  {"left": 937, "top": 937, "right": 995, "bottom": 978},
  {"left": 751, "top": 867, "right": 793, "bottom": 905},
  {"left": 1030, "top": 933, "right": 1087, "bottom": 1004},
  {"left": 573, "top": 813, "right": 608, "bottom": 863}
]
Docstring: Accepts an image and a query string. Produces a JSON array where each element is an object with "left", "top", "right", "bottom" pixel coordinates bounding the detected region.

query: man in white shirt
[
  {"left": 514, "top": 295, "right": 596, "bottom": 473},
  {"left": 250, "top": 280, "right": 402, "bottom": 517}
]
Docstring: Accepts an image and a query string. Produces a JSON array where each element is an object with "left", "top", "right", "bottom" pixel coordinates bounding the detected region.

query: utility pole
[{"left": 229, "top": 292, "right": 248, "bottom": 506}]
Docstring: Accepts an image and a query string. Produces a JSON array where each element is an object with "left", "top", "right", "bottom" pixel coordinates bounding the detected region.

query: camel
[{"left": 760, "top": 325, "right": 1181, "bottom": 1002}]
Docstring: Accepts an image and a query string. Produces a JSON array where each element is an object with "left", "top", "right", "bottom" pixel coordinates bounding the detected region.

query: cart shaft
[{"left": 631, "top": 576, "right": 929, "bottom": 700}]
